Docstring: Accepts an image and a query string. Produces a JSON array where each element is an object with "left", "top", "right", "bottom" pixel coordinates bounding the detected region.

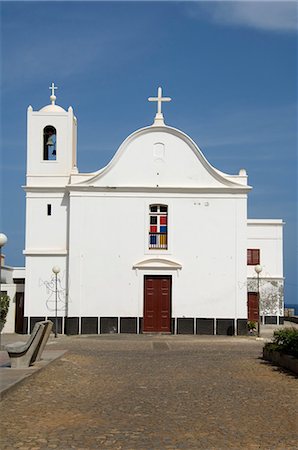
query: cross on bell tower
[
  {"left": 148, "top": 86, "right": 171, "bottom": 126},
  {"left": 49, "top": 82, "right": 58, "bottom": 105}
]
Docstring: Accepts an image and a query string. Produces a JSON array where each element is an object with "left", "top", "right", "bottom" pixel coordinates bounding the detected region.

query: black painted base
[
  {"left": 264, "top": 315, "right": 278, "bottom": 325},
  {"left": 177, "top": 318, "right": 194, "bottom": 334},
  {"left": 29, "top": 316, "right": 45, "bottom": 333},
  {"left": 47, "top": 317, "right": 63, "bottom": 335},
  {"left": 65, "top": 317, "right": 79, "bottom": 335},
  {"left": 19, "top": 317, "right": 28, "bottom": 334},
  {"left": 100, "top": 317, "right": 118, "bottom": 334},
  {"left": 24, "top": 315, "right": 283, "bottom": 336},
  {"left": 196, "top": 318, "right": 214, "bottom": 335},
  {"left": 82, "top": 317, "right": 98, "bottom": 334},
  {"left": 216, "top": 319, "right": 235, "bottom": 336},
  {"left": 237, "top": 319, "right": 248, "bottom": 336},
  {"left": 120, "top": 317, "right": 137, "bottom": 333}
]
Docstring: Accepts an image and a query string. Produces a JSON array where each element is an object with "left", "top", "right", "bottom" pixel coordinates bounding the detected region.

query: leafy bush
[
  {"left": 265, "top": 328, "right": 298, "bottom": 358},
  {"left": 0, "top": 293, "right": 10, "bottom": 329}
]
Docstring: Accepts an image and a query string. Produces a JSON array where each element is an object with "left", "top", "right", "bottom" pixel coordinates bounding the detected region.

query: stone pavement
[
  {"left": 0, "top": 349, "right": 67, "bottom": 400},
  {"left": 0, "top": 321, "right": 296, "bottom": 401},
  {"left": 0, "top": 329, "right": 298, "bottom": 450}
]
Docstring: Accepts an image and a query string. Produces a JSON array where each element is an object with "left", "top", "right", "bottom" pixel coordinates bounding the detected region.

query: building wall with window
[
  {"left": 66, "top": 194, "right": 248, "bottom": 320},
  {"left": 247, "top": 220, "right": 284, "bottom": 323},
  {"left": 21, "top": 92, "right": 284, "bottom": 335},
  {"left": 247, "top": 220, "right": 283, "bottom": 278}
]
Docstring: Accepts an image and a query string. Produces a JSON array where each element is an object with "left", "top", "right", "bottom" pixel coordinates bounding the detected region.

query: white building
[
  {"left": 1, "top": 261, "right": 25, "bottom": 334},
  {"left": 20, "top": 86, "right": 284, "bottom": 335}
]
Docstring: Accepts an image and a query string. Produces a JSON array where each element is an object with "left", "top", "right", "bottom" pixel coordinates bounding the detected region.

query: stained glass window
[{"left": 149, "top": 205, "right": 168, "bottom": 249}]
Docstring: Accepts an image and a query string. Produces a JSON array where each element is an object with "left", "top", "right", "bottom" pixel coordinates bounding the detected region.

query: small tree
[{"left": 0, "top": 293, "right": 10, "bottom": 331}]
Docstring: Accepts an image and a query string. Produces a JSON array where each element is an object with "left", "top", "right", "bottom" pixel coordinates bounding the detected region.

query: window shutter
[{"left": 247, "top": 249, "right": 260, "bottom": 265}]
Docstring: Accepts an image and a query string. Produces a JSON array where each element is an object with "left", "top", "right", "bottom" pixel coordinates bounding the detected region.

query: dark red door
[
  {"left": 247, "top": 292, "right": 259, "bottom": 322},
  {"left": 144, "top": 276, "right": 171, "bottom": 332}
]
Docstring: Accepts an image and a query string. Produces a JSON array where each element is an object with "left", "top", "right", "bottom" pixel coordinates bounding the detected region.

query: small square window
[
  {"left": 150, "top": 216, "right": 157, "bottom": 225},
  {"left": 160, "top": 205, "right": 167, "bottom": 212},
  {"left": 247, "top": 249, "right": 260, "bottom": 265},
  {"left": 150, "top": 205, "right": 158, "bottom": 212}
]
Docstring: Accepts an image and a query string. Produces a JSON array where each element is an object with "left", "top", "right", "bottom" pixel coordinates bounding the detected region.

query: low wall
[
  {"left": 284, "top": 316, "right": 298, "bottom": 325},
  {"left": 263, "top": 348, "right": 298, "bottom": 375}
]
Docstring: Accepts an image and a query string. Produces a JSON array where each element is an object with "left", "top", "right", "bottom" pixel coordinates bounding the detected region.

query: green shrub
[
  {"left": 265, "top": 328, "right": 298, "bottom": 358},
  {"left": 0, "top": 293, "right": 10, "bottom": 329},
  {"left": 247, "top": 321, "right": 257, "bottom": 331}
]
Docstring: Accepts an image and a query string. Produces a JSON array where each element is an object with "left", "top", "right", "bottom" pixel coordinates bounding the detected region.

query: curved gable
[{"left": 72, "top": 125, "right": 250, "bottom": 191}]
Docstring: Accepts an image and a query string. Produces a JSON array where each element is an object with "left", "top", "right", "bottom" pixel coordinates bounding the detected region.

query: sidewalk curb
[{"left": 0, "top": 349, "right": 67, "bottom": 400}]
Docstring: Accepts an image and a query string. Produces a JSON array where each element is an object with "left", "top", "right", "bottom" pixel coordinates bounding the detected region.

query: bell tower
[
  {"left": 26, "top": 83, "right": 78, "bottom": 187},
  {"left": 24, "top": 84, "right": 76, "bottom": 326}
]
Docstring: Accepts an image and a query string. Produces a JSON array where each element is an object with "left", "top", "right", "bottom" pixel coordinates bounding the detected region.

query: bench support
[{"left": 5, "top": 320, "right": 53, "bottom": 369}]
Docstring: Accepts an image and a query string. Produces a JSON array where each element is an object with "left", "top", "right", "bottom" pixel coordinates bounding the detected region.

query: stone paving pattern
[{"left": 1, "top": 334, "right": 297, "bottom": 449}]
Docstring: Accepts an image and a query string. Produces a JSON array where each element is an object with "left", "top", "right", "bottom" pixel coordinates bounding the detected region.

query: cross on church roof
[
  {"left": 148, "top": 86, "right": 171, "bottom": 115},
  {"left": 148, "top": 86, "right": 171, "bottom": 126},
  {"left": 49, "top": 82, "right": 58, "bottom": 104}
]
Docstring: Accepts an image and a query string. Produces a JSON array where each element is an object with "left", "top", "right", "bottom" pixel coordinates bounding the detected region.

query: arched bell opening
[{"left": 43, "top": 126, "right": 57, "bottom": 160}]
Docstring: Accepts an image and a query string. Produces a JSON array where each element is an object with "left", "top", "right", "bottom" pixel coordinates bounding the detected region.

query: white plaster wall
[
  {"left": 247, "top": 220, "right": 283, "bottom": 279},
  {"left": 68, "top": 193, "right": 247, "bottom": 319},
  {"left": 82, "top": 127, "right": 247, "bottom": 189},
  {"left": 26, "top": 176, "right": 72, "bottom": 187},
  {"left": 24, "top": 256, "right": 67, "bottom": 317},
  {"left": 12, "top": 267, "right": 26, "bottom": 280},
  {"left": 25, "top": 193, "right": 68, "bottom": 252},
  {"left": 1, "top": 266, "right": 13, "bottom": 283}
]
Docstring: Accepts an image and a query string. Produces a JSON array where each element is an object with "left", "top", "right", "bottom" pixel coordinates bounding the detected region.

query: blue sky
[{"left": 0, "top": 1, "right": 297, "bottom": 303}]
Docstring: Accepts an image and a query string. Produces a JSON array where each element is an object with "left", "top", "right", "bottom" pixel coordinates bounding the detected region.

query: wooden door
[
  {"left": 247, "top": 292, "right": 259, "bottom": 322},
  {"left": 15, "top": 292, "right": 25, "bottom": 333},
  {"left": 144, "top": 276, "right": 171, "bottom": 332}
]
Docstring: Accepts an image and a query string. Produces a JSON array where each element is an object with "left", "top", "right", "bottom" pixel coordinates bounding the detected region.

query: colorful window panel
[{"left": 149, "top": 205, "right": 168, "bottom": 249}]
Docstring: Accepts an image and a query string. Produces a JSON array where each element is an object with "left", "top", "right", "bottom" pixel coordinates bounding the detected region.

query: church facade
[{"left": 23, "top": 86, "right": 284, "bottom": 335}]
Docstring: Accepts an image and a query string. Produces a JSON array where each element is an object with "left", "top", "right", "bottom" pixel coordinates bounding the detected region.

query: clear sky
[{"left": 0, "top": 1, "right": 297, "bottom": 304}]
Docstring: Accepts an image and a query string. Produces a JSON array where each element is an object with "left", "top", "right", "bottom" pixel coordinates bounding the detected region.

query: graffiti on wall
[
  {"left": 247, "top": 278, "right": 284, "bottom": 315},
  {"left": 39, "top": 272, "right": 66, "bottom": 313}
]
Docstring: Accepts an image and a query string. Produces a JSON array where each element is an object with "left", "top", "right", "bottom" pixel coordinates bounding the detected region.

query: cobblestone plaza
[{"left": 1, "top": 334, "right": 297, "bottom": 449}]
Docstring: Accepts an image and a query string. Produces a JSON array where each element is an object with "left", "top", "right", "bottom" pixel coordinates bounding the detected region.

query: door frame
[
  {"left": 143, "top": 274, "right": 172, "bottom": 333},
  {"left": 247, "top": 291, "right": 259, "bottom": 322}
]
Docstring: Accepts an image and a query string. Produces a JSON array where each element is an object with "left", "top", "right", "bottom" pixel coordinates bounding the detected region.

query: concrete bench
[{"left": 5, "top": 320, "right": 53, "bottom": 369}]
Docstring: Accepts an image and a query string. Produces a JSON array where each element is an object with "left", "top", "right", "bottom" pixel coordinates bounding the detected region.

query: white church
[{"left": 13, "top": 85, "right": 284, "bottom": 336}]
